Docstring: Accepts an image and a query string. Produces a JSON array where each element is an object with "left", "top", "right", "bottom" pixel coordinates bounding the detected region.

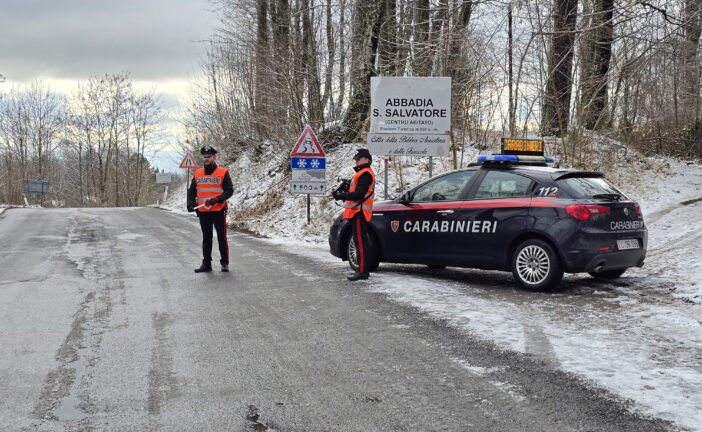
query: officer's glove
[
  {"left": 331, "top": 191, "right": 340, "bottom": 200},
  {"left": 206, "top": 198, "right": 218, "bottom": 206}
]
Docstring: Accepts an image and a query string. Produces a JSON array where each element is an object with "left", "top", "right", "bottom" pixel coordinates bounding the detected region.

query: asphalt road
[{"left": 0, "top": 208, "right": 675, "bottom": 431}]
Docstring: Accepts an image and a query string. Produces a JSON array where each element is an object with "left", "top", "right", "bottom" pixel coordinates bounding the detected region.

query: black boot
[
  {"left": 194, "top": 262, "right": 212, "bottom": 273},
  {"left": 221, "top": 264, "right": 229, "bottom": 272},
  {"left": 347, "top": 271, "right": 369, "bottom": 281}
]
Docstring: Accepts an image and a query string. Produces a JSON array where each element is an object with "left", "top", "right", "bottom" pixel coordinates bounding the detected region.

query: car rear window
[{"left": 557, "top": 176, "right": 627, "bottom": 199}]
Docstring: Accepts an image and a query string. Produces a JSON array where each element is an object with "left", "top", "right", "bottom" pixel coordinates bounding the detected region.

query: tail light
[
  {"left": 634, "top": 203, "right": 642, "bottom": 215},
  {"left": 566, "top": 204, "right": 611, "bottom": 221}
]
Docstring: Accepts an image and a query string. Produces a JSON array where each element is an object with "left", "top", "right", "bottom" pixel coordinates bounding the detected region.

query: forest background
[{"left": 1, "top": 0, "right": 701, "bottom": 206}]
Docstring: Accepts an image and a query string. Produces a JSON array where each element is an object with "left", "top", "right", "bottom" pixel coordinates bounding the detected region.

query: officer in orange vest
[
  {"left": 187, "top": 146, "right": 234, "bottom": 273},
  {"left": 332, "top": 148, "right": 376, "bottom": 281}
]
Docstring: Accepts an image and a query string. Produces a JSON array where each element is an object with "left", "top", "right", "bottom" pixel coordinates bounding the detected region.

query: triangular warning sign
[
  {"left": 179, "top": 152, "right": 198, "bottom": 169},
  {"left": 290, "top": 125, "right": 325, "bottom": 157}
]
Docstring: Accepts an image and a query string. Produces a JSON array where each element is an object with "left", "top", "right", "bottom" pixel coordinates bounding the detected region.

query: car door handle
[{"left": 436, "top": 210, "right": 454, "bottom": 215}]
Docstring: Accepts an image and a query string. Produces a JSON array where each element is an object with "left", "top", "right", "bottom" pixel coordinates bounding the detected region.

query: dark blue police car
[{"left": 329, "top": 149, "right": 647, "bottom": 292}]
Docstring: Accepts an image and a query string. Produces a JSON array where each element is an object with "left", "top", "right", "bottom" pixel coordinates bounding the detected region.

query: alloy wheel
[{"left": 516, "top": 245, "right": 550, "bottom": 285}]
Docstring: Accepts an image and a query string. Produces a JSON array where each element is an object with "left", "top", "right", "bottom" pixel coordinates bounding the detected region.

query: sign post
[
  {"left": 290, "top": 125, "right": 326, "bottom": 224},
  {"left": 179, "top": 151, "right": 198, "bottom": 198},
  {"left": 23, "top": 179, "right": 49, "bottom": 206},
  {"left": 156, "top": 173, "right": 172, "bottom": 205},
  {"left": 368, "top": 77, "right": 451, "bottom": 181}
]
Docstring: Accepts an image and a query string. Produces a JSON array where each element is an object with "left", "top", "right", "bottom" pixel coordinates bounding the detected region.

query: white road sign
[
  {"left": 290, "top": 182, "right": 326, "bottom": 194},
  {"left": 367, "top": 133, "right": 450, "bottom": 157},
  {"left": 155, "top": 173, "right": 172, "bottom": 184},
  {"left": 291, "top": 165, "right": 326, "bottom": 195},
  {"left": 290, "top": 126, "right": 326, "bottom": 195},
  {"left": 370, "top": 77, "right": 451, "bottom": 134},
  {"left": 369, "top": 77, "right": 451, "bottom": 156}
]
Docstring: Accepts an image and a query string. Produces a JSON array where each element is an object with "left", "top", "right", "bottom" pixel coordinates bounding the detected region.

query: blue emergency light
[{"left": 476, "top": 154, "right": 556, "bottom": 164}]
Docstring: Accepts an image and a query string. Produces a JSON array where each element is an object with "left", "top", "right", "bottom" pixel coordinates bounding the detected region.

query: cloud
[{"left": 0, "top": 0, "right": 217, "bottom": 82}]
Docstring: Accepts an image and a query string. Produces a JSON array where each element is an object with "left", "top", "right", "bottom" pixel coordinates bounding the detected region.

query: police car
[{"left": 329, "top": 140, "right": 647, "bottom": 291}]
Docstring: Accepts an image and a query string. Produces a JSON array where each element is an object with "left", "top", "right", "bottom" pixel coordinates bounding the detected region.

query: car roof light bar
[{"left": 475, "top": 154, "right": 556, "bottom": 164}]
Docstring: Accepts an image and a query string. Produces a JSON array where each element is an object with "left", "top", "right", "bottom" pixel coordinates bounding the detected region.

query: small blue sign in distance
[{"left": 291, "top": 157, "right": 326, "bottom": 170}]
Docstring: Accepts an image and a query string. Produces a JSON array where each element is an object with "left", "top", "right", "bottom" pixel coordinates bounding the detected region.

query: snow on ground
[
  {"left": 164, "top": 140, "right": 702, "bottom": 431},
  {"left": 259, "top": 236, "right": 702, "bottom": 431}
]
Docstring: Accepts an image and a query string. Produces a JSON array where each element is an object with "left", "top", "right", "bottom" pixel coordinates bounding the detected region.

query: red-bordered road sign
[
  {"left": 179, "top": 152, "right": 198, "bottom": 169},
  {"left": 290, "top": 125, "right": 325, "bottom": 157}
]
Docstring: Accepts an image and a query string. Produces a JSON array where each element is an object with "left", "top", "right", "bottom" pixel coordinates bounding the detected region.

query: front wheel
[
  {"left": 588, "top": 269, "right": 627, "bottom": 280},
  {"left": 347, "top": 232, "right": 380, "bottom": 272},
  {"left": 511, "top": 239, "right": 563, "bottom": 292}
]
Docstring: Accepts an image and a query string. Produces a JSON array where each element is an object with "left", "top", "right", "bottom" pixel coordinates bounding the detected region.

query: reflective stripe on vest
[
  {"left": 194, "top": 166, "right": 228, "bottom": 212},
  {"left": 342, "top": 167, "right": 375, "bottom": 222}
]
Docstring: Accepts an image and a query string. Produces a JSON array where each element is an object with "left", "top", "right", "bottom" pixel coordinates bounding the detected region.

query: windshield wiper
[{"left": 592, "top": 193, "right": 621, "bottom": 201}]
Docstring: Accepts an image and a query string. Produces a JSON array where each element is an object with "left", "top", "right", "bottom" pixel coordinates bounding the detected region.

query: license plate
[{"left": 617, "top": 239, "right": 639, "bottom": 250}]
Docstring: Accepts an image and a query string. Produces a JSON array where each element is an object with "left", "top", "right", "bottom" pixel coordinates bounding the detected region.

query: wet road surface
[{"left": 0, "top": 208, "right": 675, "bottom": 431}]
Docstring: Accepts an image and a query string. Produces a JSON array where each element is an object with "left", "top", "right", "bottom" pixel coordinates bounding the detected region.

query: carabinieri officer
[
  {"left": 187, "top": 146, "right": 234, "bottom": 273},
  {"left": 333, "top": 148, "right": 376, "bottom": 281}
]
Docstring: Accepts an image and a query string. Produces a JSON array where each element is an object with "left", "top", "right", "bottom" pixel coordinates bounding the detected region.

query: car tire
[
  {"left": 347, "top": 232, "right": 380, "bottom": 273},
  {"left": 511, "top": 239, "right": 563, "bottom": 292},
  {"left": 588, "top": 269, "right": 627, "bottom": 280}
]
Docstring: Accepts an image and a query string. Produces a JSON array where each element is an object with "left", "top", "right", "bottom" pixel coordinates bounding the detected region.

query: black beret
[
  {"left": 200, "top": 145, "right": 217, "bottom": 155},
  {"left": 353, "top": 148, "right": 372, "bottom": 161}
]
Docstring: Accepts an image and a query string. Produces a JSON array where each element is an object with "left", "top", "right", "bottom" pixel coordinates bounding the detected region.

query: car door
[
  {"left": 455, "top": 170, "right": 535, "bottom": 269},
  {"left": 383, "top": 170, "right": 476, "bottom": 264}
]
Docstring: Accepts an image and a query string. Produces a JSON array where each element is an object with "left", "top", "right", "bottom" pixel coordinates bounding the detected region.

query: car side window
[
  {"left": 474, "top": 171, "right": 533, "bottom": 199},
  {"left": 412, "top": 171, "right": 475, "bottom": 202}
]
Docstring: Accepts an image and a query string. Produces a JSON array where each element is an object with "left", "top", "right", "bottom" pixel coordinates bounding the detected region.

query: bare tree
[
  {"left": 542, "top": 0, "right": 578, "bottom": 137},
  {"left": 578, "top": 0, "right": 615, "bottom": 130}
]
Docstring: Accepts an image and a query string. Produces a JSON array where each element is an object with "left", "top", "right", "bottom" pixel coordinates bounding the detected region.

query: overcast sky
[
  {"left": 1, "top": 0, "right": 217, "bottom": 82},
  {"left": 0, "top": 0, "right": 219, "bottom": 170}
]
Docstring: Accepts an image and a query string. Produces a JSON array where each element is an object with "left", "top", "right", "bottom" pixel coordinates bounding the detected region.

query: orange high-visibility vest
[
  {"left": 342, "top": 167, "right": 375, "bottom": 222},
  {"left": 194, "top": 166, "right": 228, "bottom": 212}
]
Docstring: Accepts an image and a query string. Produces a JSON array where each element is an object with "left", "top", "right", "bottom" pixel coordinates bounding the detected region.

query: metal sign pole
[
  {"left": 429, "top": 156, "right": 433, "bottom": 178},
  {"left": 384, "top": 157, "right": 389, "bottom": 199},
  {"left": 306, "top": 194, "right": 311, "bottom": 224}
]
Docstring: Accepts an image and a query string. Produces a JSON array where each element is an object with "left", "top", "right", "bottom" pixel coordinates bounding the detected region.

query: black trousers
[
  {"left": 198, "top": 210, "right": 229, "bottom": 265},
  {"left": 351, "top": 212, "right": 370, "bottom": 274}
]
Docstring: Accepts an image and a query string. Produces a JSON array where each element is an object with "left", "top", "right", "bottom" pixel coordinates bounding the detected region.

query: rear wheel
[
  {"left": 347, "top": 232, "right": 380, "bottom": 272},
  {"left": 588, "top": 269, "right": 627, "bottom": 280},
  {"left": 511, "top": 239, "right": 563, "bottom": 292}
]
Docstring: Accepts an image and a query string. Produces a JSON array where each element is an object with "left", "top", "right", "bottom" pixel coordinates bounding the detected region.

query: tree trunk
[
  {"left": 578, "top": 0, "right": 614, "bottom": 130},
  {"left": 379, "top": 0, "right": 398, "bottom": 75},
  {"left": 413, "top": 0, "right": 431, "bottom": 76},
  {"left": 541, "top": 0, "right": 578, "bottom": 137},
  {"left": 302, "top": 0, "right": 324, "bottom": 127},
  {"left": 271, "top": 0, "right": 291, "bottom": 124},
  {"left": 255, "top": 0, "right": 270, "bottom": 138},
  {"left": 322, "top": 0, "right": 336, "bottom": 112},
  {"left": 508, "top": 2, "right": 515, "bottom": 136},
  {"left": 341, "top": 0, "right": 386, "bottom": 141},
  {"left": 682, "top": 0, "right": 702, "bottom": 123},
  {"left": 336, "top": 0, "right": 347, "bottom": 117}
]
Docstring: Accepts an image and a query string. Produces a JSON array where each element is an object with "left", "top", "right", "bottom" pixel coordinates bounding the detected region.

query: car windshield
[
  {"left": 558, "top": 176, "right": 627, "bottom": 199},
  {"left": 411, "top": 171, "right": 475, "bottom": 202}
]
